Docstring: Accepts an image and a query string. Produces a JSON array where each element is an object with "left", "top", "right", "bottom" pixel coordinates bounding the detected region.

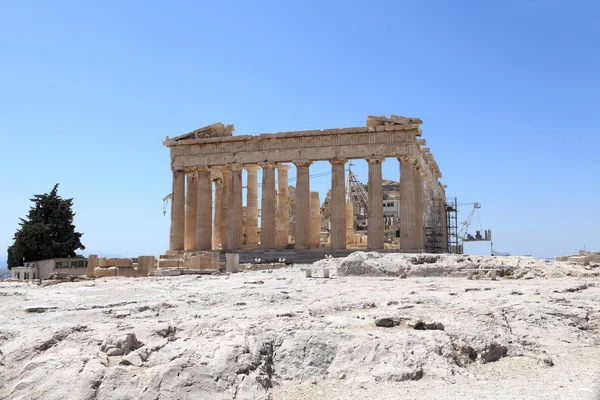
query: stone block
[
  {"left": 94, "top": 267, "right": 117, "bottom": 277},
  {"left": 225, "top": 253, "right": 236, "bottom": 273},
  {"left": 567, "top": 256, "right": 589, "bottom": 266},
  {"left": 97, "top": 257, "right": 111, "bottom": 268},
  {"left": 116, "top": 268, "right": 138, "bottom": 278},
  {"left": 87, "top": 255, "right": 98, "bottom": 276},
  {"left": 137, "top": 256, "right": 155, "bottom": 277},
  {"left": 152, "top": 269, "right": 182, "bottom": 276},
  {"left": 113, "top": 258, "right": 133, "bottom": 268},
  {"left": 159, "top": 260, "right": 181, "bottom": 268}
]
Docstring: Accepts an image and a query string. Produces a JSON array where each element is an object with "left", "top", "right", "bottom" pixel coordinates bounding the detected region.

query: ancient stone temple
[{"left": 163, "top": 116, "right": 447, "bottom": 263}]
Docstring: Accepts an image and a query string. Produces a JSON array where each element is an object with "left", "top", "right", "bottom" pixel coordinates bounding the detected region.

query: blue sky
[{"left": 1, "top": 0, "right": 598, "bottom": 263}]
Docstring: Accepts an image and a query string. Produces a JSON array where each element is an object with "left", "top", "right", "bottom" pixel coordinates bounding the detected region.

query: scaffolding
[
  {"left": 446, "top": 197, "right": 462, "bottom": 254},
  {"left": 424, "top": 195, "right": 444, "bottom": 253}
]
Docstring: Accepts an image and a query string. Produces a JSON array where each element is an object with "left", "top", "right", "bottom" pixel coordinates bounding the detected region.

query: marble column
[
  {"left": 367, "top": 158, "right": 384, "bottom": 250},
  {"left": 260, "top": 164, "right": 276, "bottom": 249},
  {"left": 399, "top": 157, "right": 420, "bottom": 251},
  {"left": 440, "top": 194, "right": 448, "bottom": 251},
  {"left": 245, "top": 165, "right": 260, "bottom": 248},
  {"left": 169, "top": 169, "right": 185, "bottom": 251},
  {"left": 213, "top": 179, "right": 223, "bottom": 250},
  {"left": 294, "top": 161, "right": 312, "bottom": 250},
  {"left": 184, "top": 170, "right": 198, "bottom": 251},
  {"left": 423, "top": 178, "right": 433, "bottom": 231},
  {"left": 345, "top": 202, "right": 354, "bottom": 245},
  {"left": 310, "top": 192, "right": 321, "bottom": 248},
  {"left": 220, "top": 167, "right": 230, "bottom": 251},
  {"left": 414, "top": 169, "right": 425, "bottom": 250},
  {"left": 196, "top": 167, "right": 212, "bottom": 251},
  {"left": 276, "top": 164, "right": 290, "bottom": 248},
  {"left": 228, "top": 166, "right": 243, "bottom": 251},
  {"left": 330, "top": 159, "right": 346, "bottom": 249}
]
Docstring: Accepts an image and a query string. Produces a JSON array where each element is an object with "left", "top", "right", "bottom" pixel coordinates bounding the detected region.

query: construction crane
[
  {"left": 162, "top": 194, "right": 172, "bottom": 216},
  {"left": 345, "top": 162, "right": 369, "bottom": 216},
  {"left": 447, "top": 200, "right": 502, "bottom": 255},
  {"left": 457, "top": 202, "right": 491, "bottom": 242}
]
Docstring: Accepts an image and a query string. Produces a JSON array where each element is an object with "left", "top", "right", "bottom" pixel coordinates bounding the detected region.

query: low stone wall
[
  {"left": 158, "top": 251, "right": 219, "bottom": 270},
  {"left": 90, "top": 255, "right": 156, "bottom": 278},
  {"left": 555, "top": 251, "right": 600, "bottom": 266},
  {"left": 54, "top": 268, "right": 87, "bottom": 276}
]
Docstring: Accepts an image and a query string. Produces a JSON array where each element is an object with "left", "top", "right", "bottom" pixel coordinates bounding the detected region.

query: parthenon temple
[{"left": 163, "top": 115, "right": 448, "bottom": 264}]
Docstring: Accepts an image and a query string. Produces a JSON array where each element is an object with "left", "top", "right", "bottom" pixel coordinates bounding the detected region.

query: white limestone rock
[
  {"left": 2, "top": 254, "right": 600, "bottom": 399},
  {"left": 100, "top": 333, "right": 142, "bottom": 356}
]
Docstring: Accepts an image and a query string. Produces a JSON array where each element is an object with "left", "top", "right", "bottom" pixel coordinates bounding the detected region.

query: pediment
[{"left": 170, "top": 122, "right": 235, "bottom": 142}]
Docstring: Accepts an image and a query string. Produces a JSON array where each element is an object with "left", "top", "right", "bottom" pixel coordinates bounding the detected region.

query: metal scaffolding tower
[
  {"left": 446, "top": 197, "right": 461, "bottom": 253},
  {"left": 424, "top": 195, "right": 444, "bottom": 253}
]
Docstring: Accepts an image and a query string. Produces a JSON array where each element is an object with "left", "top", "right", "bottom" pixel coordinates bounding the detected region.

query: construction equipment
[
  {"left": 457, "top": 202, "right": 491, "bottom": 243},
  {"left": 345, "top": 163, "right": 369, "bottom": 216},
  {"left": 162, "top": 193, "right": 172, "bottom": 216},
  {"left": 446, "top": 198, "right": 494, "bottom": 254}
]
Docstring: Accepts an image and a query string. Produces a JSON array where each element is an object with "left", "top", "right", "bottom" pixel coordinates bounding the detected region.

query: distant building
[{"left": 10, "top": 258, "right": 88, "bottom": 281}]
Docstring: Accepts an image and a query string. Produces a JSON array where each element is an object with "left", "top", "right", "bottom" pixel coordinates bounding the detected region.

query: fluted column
[
  {"left": 294, "top": 161, "right": 312, "bottom": 250},
  {"left": 245, "top": 166, "right": 260, "bottom": 248},
  {"left": 260, "top": 164, "right": 276, "bottom": 249},
  {"left": 220, "top": 167, "right": 230, "bottom": 250},
  {"left": 228, "top": 166, "right": 243, "bottom": 251},
  {"left": 415, "top": 168, "right": 425, "bottom": 250},
  {"left": 423, "top": 178, "right": 433, "bottom": 230},
  {"left": 169, "top": 169, "right": 185, "bottom": 251},
  {"left": 213, "top": 179, "right": 223, "bottom": 249},
  {"left": 310, "top": 192, "right": 321, "bottom": 248},
  {"left": 399, "top": 157, "right": 420, "bottom": 251},
  {"left": 440, "top": 193, "right": 448, "bottom": 251},
  {"left": 367, "top": 158, "right": 384, "bottom": 250},
  {"left": 345, "top": 202, "right": 354, "bottom": 245},
  {"left": 184, "top": 169, "right": 198, "bottom": 251},
  {"left": 276, "top": 164, "right": 290, "bottom": 248},
  {"left": 196, "top": 167, "right": 212, "bottom": 251},
  {"left": 330, "top": 159, "right": 346, "bottom": 249}
]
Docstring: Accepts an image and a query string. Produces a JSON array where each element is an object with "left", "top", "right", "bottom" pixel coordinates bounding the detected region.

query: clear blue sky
[{"left": 1, "top": 0, "right": 598, "bottom": 263}]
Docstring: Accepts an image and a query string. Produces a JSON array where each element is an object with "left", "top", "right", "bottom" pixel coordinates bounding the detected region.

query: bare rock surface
[
  {"left": 313, "top": 252, "right": 600, "bottom": 279},
  {"left": 1, "top": 254, "right": 600, "bottom": 399}
]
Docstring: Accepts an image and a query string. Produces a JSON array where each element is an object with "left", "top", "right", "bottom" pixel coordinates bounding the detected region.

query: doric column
[
  {"left": 228, "top": 166, "right": 243, "bottom": 251},
  {"left": 423, "top": 178, "right": 433, "bottom": 230},
  {"left": 213, "top": 179, "right": 223, "bottom": 250},
  {"left": 184, "top": 169, "right": 198, "bottom": 251},
  {"left": 399, "top": 157, "right": 421, "bottom": 251},
  {"left": 196, "top": 167, "right": 212, "bottom": 251},
  {"left": 367, "top": 158, "right": 384, "bottom": 250},
  {"left": 220, "top": 167, "right": 230, "bottom": 250},
  {"left": 169, "top": 169, "right": 185, "bottom": 251},
  {"left": 245, "top": 165, "right": 260, "bottom": 248},
  {"left": 260, "top": 164, "right": 276, "bottom": 249},
  {"left": 414, "top": 168, "right": 425, "bottom": 250},
  {"left": 440, "top": 193, "right": 448, "bottom": 251},
  {"left": 330, "top": 159, "right": 346, "bottom": 249},
  {"left": 310, "top": 192, "right": 321, "bottom": 248},
  {"left": 294, "top": 161, "right": 312, "bottom": 250},
  {"left": 276, "top": 164, "right": 290, "bottom": 248},
  {"left": 345, "top": 202, "right": 354, "bottom": 245}
]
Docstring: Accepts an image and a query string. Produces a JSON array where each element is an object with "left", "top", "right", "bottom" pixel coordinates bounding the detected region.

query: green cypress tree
[{"left": 7, "top": 184, "right": 85, "bottom": 269}]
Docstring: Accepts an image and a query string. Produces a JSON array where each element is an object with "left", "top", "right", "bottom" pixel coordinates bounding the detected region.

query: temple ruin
[{"left": 162, "top": 115, "right": 448, "bottom": 264}]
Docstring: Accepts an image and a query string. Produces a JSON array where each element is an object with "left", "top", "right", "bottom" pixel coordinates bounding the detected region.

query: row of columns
[{"left": 169, "top": 157, "right": 436, "bottom": 253}]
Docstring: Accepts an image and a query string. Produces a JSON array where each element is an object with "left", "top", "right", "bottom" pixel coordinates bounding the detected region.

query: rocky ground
[{"left": 1, "top": 254, "right": 600, "bottom": 399}]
